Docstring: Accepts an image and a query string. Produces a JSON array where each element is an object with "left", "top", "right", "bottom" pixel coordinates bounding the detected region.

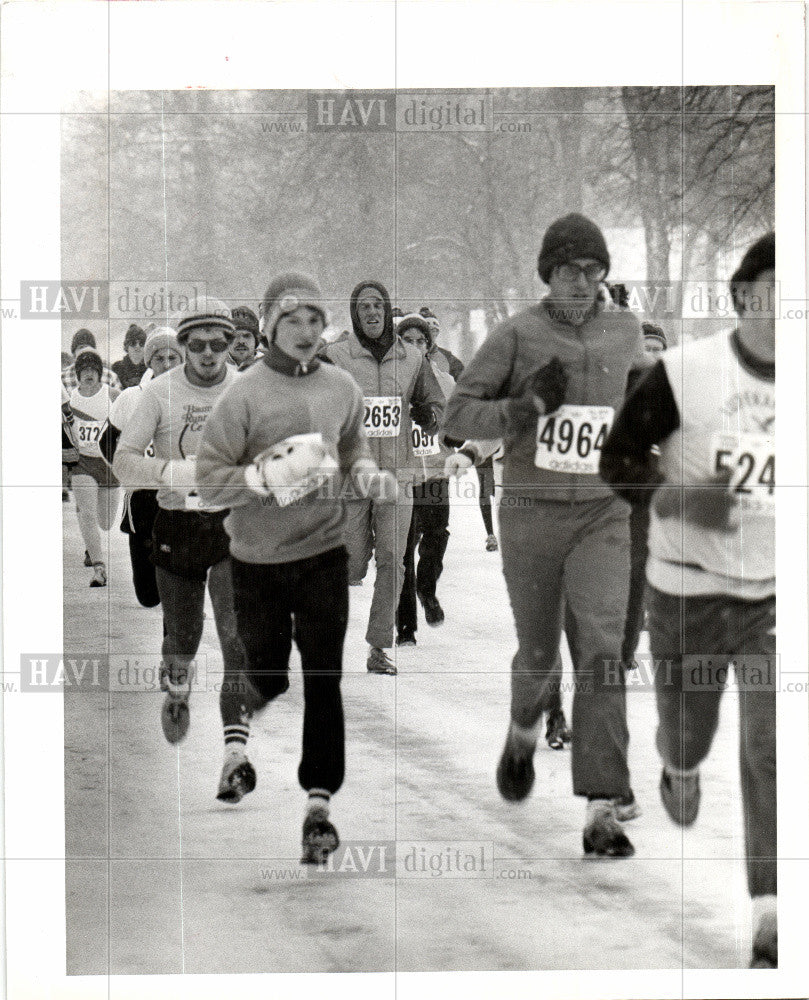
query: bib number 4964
[{"left": 534, "top": 405, "right": 613, "bottom": 475}]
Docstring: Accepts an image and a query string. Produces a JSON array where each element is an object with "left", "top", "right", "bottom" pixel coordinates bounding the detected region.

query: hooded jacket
[{"left": 324, "top": 280, "right": 445, "bottom": 481}]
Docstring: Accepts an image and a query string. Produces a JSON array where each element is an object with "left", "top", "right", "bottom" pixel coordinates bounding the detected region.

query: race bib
[
  {"left": 711, "top": 432, "right": 775, "bottom": 515},
  {"left": 412, "top": 425, "right": 440, "bottom": 457},
  {"left": 74, "top": 417, "right": 105, "bottom": 458},
  {"left": 363, "top": 396, "right": 402, "bottom": 438},
  {"left": 534, "top": 405, "right": 614, "bottom": 475}
]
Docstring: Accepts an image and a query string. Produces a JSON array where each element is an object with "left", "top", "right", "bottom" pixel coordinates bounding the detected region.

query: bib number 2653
[{"left": 363, "top": 396, "right": 402, "bottom": 438}]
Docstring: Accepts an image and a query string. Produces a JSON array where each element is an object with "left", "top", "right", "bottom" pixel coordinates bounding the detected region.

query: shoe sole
[
  {"left": 216, "top": 761, "right": 257, "bottom": 803},
  {"left": 367, "top": 664, "right": 397, "bottom": 675},
  {"left": 582, "top": 835, "right": 635, "bottom": 858},
  {"left": 161, "top": 697, "right": 190, "bottom": 744}
]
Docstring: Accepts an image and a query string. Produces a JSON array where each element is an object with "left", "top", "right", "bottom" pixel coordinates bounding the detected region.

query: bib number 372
[
  {"left": 711, "top": 432, "right": 775, "bottom": 515},
  {"left": 363, "top": 396, "right": 402, "bottom": 438},
  {"left": 534, "top": 405, "right": 614, "bottom": 475}
]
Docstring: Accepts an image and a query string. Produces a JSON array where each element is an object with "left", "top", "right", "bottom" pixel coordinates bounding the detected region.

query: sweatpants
[
  {"left": 230, "top": 547, "right": 349, "bottom": 795},
  {"left": 476, "top": 457, "right": 496, "bottom": 536},
  {"left": 155, "top": 557, "right": 245, "bottom": 705},
  {"left": 71, "top": 473, "right": 120, "bottom": 565},
  {"left": 622, "top": 500, "right": 650, "bottom": 664},
  {"left": 344, "top": 492, "right": 414, "bottom": 650},
  {"left": 396, "top": 477, "right": 450, "bottom": 636},
  {"left": 648, "top": 586, "right": 776, "bottom": 898},
  {"left": 499, "top": 492, "right": 631, "bottom": 798}
]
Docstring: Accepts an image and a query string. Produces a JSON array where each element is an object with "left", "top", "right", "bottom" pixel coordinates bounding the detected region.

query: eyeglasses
[
  {"left": 556, "top": 262, "right": 606, "bottom": 283},
  {"left": 186, "top": 338, "right": 230, "bottom": 354}
]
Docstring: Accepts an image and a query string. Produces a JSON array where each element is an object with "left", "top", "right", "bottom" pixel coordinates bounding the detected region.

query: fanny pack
[{"left": 151, "top": 507, "right": 231, "bottom": 581}]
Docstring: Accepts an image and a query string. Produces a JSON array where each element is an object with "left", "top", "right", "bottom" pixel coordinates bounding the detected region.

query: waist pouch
[{"left": 151, "top": 507, "right": 231, "bottom": 581}]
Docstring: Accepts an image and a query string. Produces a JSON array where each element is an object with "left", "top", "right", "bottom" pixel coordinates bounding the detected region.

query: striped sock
[
  {"left": 307, "top": 789, "right": 331, "bottom": 816},
  {"left": 224, "top": 723, "right": 249, "bottom": 751}
]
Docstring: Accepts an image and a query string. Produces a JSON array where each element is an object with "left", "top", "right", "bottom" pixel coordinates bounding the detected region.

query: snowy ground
[{"left": 63, "top": 472, "right": 754, "bottom": 974}]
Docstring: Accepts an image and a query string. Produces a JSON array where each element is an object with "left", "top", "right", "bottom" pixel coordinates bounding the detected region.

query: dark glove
[
  {"left": 529, "top": 357, "right": 568, "bottom": 415},
  {"left": 410, "top": 402, "right": 435, "bottom": 431},
  {"left": 654, "top": 470, "right": 736, "bottom": 533}
]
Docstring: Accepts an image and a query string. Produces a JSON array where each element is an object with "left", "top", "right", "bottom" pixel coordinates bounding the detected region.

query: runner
[
  {"left": 324, "top": 280, "right": 445, "bottom": 675},
  {"left": 227, "top": 306, "right": 260, "bottom": 369},
  {"left": 621, "top": 322, "right": 668, "bottom": 669},
  {"left": 444, "top": 214, "right": 646, "bottom": 857},
  {"left": 101, "top": 328, "right": 184, "bottom": 608},
  {"left": 113, "top": 297, "right": 244, "bottom": 746},
  {"left": 395, "top": 313, "right": 455, "bottom": 644},
  {"left": 600, "top": 233, "right": 776, "bottom": 965},
  {"left": 69, "top": 351, "right": 122, "bottom": 587},
  {"left": 62, "top": 329, "right": 121, "bottom": 392},
  {"left": 111, "top": 324, "right": 148, "bottom": 388},
  {"left": 196, "top": 271, "right": 392, "bottom": 862}
]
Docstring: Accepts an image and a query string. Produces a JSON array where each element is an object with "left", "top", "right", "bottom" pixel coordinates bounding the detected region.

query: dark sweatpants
[
  {"left": 622, "top": 500, "right": 650, "bottom": 664},
  {"left": 476, "top": 457, "right": 496, "bottom": 536},
  {"left": 499, "top": 492, "right": 632, "bottom": 798},
  {"left": 122, "top": 489, "right": 161, "bottom": 608},
  {"left": 230, "top": 546, "right": 349, "bottom": 795},
  {"left": 397, "top": 478, "right": 450, "bottom": 636},
  {"left": 648, "top": 586, "right": 776, "bottom": 898}
]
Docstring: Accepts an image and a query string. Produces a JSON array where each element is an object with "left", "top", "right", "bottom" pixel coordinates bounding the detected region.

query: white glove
[
  {"left": 352, "top": 459, "right": 398, "bottom": 503},
  {"left": 444, "top": 452, "right": 473, "bottom": 478},
  {"left": 160, "top": 458, "right": 197, "bottom": 491}
]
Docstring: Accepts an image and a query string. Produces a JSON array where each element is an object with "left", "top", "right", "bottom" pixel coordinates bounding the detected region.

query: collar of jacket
[
  {"left": 540, "top": 296, "right": 601, "bottom": 330},
  {"left": 262, "top": 342, "right": 321, "bottom": 377},
  {"left": 348, "top": 331, "right": 405, "bottom": 363}
]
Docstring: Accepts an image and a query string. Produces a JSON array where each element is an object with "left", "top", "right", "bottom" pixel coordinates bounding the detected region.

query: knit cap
[
  {"left": 175, "top": 296, "right": 235, "bottom": 342},
  {"left": 397, "top": 312, "right": 434, "bottom": 347},
  {"left": 231, "top": 305, "right": 260, "bottom": 340},
  {"left": 730, "top": 232, "right": 775, "bottom": 311},
  {"left": 260, "top": 272, "right": 326, "bottom": 342},
  {"left": 71, "top": 328, "right": 96, "bottom": 354},
  {"left": 143, "top": 327, "right": 181, "bottom": 367},
  {"left": 74, "top": 350, "right": 103, "bottom": 379},
  {"left": 124, "top": 323, "right": 146, "bottom": 348},
  {"left": 537, "top": 214, "right": 610, "bottom": 284},
  {"left": 641, "top": 322, "right": 667, "bottom": 348}
]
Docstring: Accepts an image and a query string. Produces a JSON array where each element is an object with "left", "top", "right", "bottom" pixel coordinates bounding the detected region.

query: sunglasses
[
  {"left": 557, "top": 262, "right": 606, "bottom": 283},
  {"left": 186, "top": 338, "right": 230, "bottom": 354}
]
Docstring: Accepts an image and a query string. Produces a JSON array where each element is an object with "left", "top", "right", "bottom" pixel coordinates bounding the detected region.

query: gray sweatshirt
[{"left": 195, "top": 350, "right": 371, "bottom": 564}]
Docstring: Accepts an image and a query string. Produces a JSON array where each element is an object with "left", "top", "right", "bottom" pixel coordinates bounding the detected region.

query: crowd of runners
[{"left": 61, "top": 217, "right": 777, "bottom": 968}]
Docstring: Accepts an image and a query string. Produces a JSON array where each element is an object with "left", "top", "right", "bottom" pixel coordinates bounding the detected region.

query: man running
[
  {"left": 324, "top": 281, "right": 444, "bottom": 675},
  {"left": 69, "top": 350, "right": 122, "bottom": 587},
  {"left": 112, "top": 324, "right": 148, "bottom": 388},
  {"left": 113, "top": 297, "right": 244, "bottom": 745},
  {"left": 444, "top": 214, "right": 645, "bottom": 857},
  {"left": 197, "top": 272, "right": 392, "bottom": 862},
  {"left": 101, "top": 328, "right": 184, "bottom": 608},
  {"left": 600, "top": 233, "right": 776, "bottom": 965},
  {"left": 62, "top": 329, "right": 121, "bottom": 392},
  {"left": 227, "top": 306, "right": 260, "bottom": 369},
  {"left": 395, "top": 313, "right": 455, "bottom": 644}
]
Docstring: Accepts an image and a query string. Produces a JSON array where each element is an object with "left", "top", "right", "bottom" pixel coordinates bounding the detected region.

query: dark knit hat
[
  {"left": 641, "top": 322, "right": 667, "bottom": 348},
  {"left": 419, "top": 306, "right": 436, "bottom": 319},
  {"left": 730, "top": 232, "right": 775, "bottom": 312},
  {"left": 231, "top": 305, "right": 260, "bottom": 340},
  {"left": 71, "top": 328, "right": 96, "bottom": 354},
  {"left": 74, "top": 349, "right": 103, "bottom": 379},
  {"left": 175, "top": 296, "right": 235, "bottom": 342},
  {"left": 391, "top": 307, "right": 404, "bottom": 318},
  {"left": 260, "top": 272, "right": 326, "bottom": 342},
  {"left": 537, "top": 214, "right": 610, "bottom": 284},
  {"left": 397, "top": 312, "right": 433, "bottom": 347},
  {"left": 124, "top": 323, "right": 146, "bottom": 348}
]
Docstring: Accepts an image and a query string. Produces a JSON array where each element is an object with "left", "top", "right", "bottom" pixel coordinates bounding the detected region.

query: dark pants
[
  {"left": 155, "top": 557, "right": 245, "bottom": 699},
  {"left": 230, "top": 547, "right": 349, "bottom": 795},
  {"left": 476, "top": 457, "right": 495, "bottom": 536},
  {"left": 648, "top": 586, "right": 776, "bottom": 898},
  {"left": 123, "top": 489, "right": 161, "bottom": 608},
  {"left": 621, "top": 501, "right": 650, "bottom": 663},
  {"left": 499, "top": 493, "right": 631, "bottom": 798},
  {"left": 397, "top": 478, "right": 450, "bottom": 637}
]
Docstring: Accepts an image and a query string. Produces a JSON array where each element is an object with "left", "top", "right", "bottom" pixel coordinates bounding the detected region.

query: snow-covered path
[{"left": 63, "top": 474, "right": 753, "bottom": 974}]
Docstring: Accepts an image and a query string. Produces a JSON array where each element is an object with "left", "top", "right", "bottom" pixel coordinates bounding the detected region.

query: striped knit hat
[{"left": 175, "top": 296, "right": 235, "bottom": 342}]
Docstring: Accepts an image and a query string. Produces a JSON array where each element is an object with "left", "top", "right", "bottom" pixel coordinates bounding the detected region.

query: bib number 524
[{"left": 711, "top": 432, "right": 774, "bottom": 514}]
